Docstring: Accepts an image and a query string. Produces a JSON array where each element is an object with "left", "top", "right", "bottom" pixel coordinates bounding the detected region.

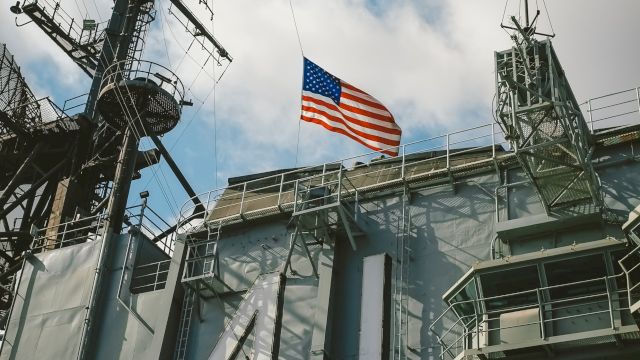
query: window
[
  {"left": 447, "top": 279, "right": 478, "bottom": 326},
  {"left": 480, "top": 265, "right": 540, "bottom": 311},
  {"left": 544, "top": 254, "right": 607, "bottom": 300}
]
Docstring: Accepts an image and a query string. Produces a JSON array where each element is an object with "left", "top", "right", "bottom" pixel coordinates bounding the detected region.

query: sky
[{"left": 2, "top": 0, "right": 640, "bottom": 224}]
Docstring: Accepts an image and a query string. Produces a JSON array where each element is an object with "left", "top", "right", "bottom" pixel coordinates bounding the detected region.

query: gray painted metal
[
  {"left": 495, "top": 34, "right": 600, "bottom": 211},
  {"left": 0, "top": 240, "right": 100, "bottom": 360}
]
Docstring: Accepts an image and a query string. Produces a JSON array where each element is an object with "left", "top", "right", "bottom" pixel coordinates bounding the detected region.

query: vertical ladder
[
  {"left": 174, "top": 288, "right": 195, "bottom": 360},
  {"left": 393, "top": 190, "right": 411, "bottom": 359},
  {"left": 124, "top": 1, "right": 155, "bottom": 68},
  {"left": 205, "top": 224, "right": 221, "bottom": 276}
]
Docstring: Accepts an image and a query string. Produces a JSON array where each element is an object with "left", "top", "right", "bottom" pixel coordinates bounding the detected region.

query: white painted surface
[{"left": 358, "top": 254, "right": 386, "bottom": 360}]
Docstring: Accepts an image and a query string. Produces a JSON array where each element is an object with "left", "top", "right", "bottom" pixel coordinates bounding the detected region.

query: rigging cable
[
  {"left": 99, "top": 29, "right": 182, "bottom": 219},
  {"left": 209, "top": 5, "right": 219, "bottom": 189},
  {"left": 541, "top": 0, "right": 556, "bottom": 36},
  {"left": 289, "top": 0, "right": 304, "bottom": 167}
]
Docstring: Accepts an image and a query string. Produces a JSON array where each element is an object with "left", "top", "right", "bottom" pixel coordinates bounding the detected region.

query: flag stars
[{"left": 303, "top": 58, "right": 342, "bottom": 104}]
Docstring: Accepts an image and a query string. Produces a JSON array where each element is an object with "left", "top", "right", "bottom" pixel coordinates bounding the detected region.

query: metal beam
[
  {"left": 167, "top": 0, "right": 232, "bottom": 62},
  {"left": 0, "top": 158, "right": 66, "bottom": 219},
  {"left": 0, "top": 143, "right": 41, "bottom": 209},
  {"left": 149, "top": 135, "right": 204, "bottom": 212}
]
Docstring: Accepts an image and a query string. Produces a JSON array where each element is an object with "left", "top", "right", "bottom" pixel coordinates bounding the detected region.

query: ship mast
[{"left": 0, "top": 1, "right": 231, "bottom": 356}]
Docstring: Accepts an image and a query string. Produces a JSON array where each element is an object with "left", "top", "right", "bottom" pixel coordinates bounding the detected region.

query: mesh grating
[
  {"left": 0, "top": 43, "right": 41, "bottom": 136},
  {"left": 96, "top": 60, "right": 184, "bottom": 136},
  {"left": 495, "top": 39, "right": 599, "bottom": 210}
]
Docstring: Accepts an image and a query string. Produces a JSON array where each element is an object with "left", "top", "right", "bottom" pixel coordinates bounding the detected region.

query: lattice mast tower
[
  {"left": 494, "top": 0, "right": 601, "bottom": 213},
  {"left": 1, "top": 0, "right": 231, "bottom": 355}
]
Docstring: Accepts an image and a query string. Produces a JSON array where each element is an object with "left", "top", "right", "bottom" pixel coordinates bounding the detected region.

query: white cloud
[{"left": 3, "top": 0, "right": 640, "bottom": 215}]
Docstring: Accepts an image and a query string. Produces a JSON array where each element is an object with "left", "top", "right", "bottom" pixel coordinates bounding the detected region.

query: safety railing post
[
  {"left": 337, "top": 166, "right": 343, "bottom": 203},
  {"left": 401, "top": 145, "right": 406, "bottom": 179},
  {"left": 277, "top": 173, "right": 285, "bottom": 207},
  {"left": 536, "top": 289, "right": 545, "bottom": 339},
  {"left": 293, "top": 179, "right": 299, "bottom": 211},
  {"left": 636, "top": 87, "right": 640, "bottom": 121},
  {"left": 322, "top": 163, "right": 327, "bottom": 185},
  {"left": 239, "top": 182, "right": 248, "bottom": 217},
  {"left": 475, "top": 300, "right": 480, "bottom": 350},
  {"left": 446, "top": 134, "right": 450, "bottom": 169},
  {"left": 605, "top": 276, "right": 615, "bottom": 329},
  {"left": 491, "top": 123, "right": 496, "bottom": 158},
  {"left": 61, "top": 221, "right": 69, "bottom": 247},
  {"left": 154, "top": 262, "right": 160, "bottom": 291},
  {"left": 588, "top": 99, "right": 594, "bottom": 132}
]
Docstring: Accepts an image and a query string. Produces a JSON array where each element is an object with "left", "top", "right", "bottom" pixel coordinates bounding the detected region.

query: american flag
[{"left": 300, "top": 57, "right": 402, "bottom": 156}]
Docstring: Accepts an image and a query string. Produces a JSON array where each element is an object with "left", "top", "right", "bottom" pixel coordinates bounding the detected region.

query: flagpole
[{"left": 290, "top": 0, "right": 305, "bottom": 167}]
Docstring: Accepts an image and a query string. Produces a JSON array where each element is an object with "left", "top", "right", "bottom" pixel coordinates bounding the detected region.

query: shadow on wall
[{"left": 5, "top": 256, "right": 46, "bottom": 359}]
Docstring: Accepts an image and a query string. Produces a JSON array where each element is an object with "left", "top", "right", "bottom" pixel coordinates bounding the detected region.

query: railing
[
  {"left": 429, "top": 273, "right": 630, "bottom": 360},
  {"left": 130, "top": 259, "right": 171, "bottom": 293},
  {"left": 22, "top": 0, "right": 107, "bottom": 46},
  {"left": 176, "top": 85, "right": 640, "bottom": 235},
  {"left": 581, "top": 87, "right": 640, "bottom": 131},
  {"left": 177, "top": 123, "right": 510, "bottom": 233},
  {"left": 31, "top": 213, "right": 107, "bottom": 250},
  {"left": 125, "top": 204, "right": 175, "bottom": 257},
  {"left": 30, "top": 203, "right": 173, "bottom": 256},
  {"left": 620, "top": 244, "right": 640, "bottom": 312},
  {"left": 100, "top": 60, "right": 185, "bottom": 104},
  {"left": 62, "top": 93, "right": 89, "bottom": 115}
]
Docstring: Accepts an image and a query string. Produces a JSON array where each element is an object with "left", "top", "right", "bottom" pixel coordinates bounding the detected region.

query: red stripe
[
  {"left": 301, "top": 115, "right": 398, "bottom": 156},
  {"left": 302, "top": 94, "right": 340, "bottom": 111},
  {"left": 302, "top": 96, "right": 401, "bottom": 135},
  {"left": 340, "top": 92, "right": 388, "bottom": 111},
  {"left": 301, "top": 104, "right": 401, "bottom": 146},
  {"left": 341, "top": 82, "right": 368, "bottom": 95},
  {"left": 339, "top": 101, "right": 395, "bottom": 123}
]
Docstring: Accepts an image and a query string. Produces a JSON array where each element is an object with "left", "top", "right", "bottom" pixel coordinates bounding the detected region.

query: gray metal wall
[
  {"left": 179, "top": 140, "right": 640, "bottom": 359},
  {"left": 0, "top": 240, "right": 101, "bottom": 360}
]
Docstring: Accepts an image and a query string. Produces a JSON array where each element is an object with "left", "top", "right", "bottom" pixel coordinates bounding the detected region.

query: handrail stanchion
[
  {"left": 322, "top": 163, "right": 326, "bottom": 185},
  {"left": 491, "top": 123, "right": 496, "bottom": 158},
  {"left": 337, "top": 166, "right": 343, "bottom": 203},
  {"left": 205, "top": 191, "right": 211, "bottom": 221},
  {"left": 446, "top": 134, "right": 450, "bottom": 169},
  {"left": 277, "top": 173, "right": 284, "bottom": 207},
  {"left": 475, "top": 299, "right": 480, "bottom": 350},
  {"left": 605, "top": 276, "right": 615, "bottom": 329},
  {"left": 293, "top": 179, "right": 299, "bottom": 212},
  {"left": 588, "top": 99, "right": 594, "bottom": 132},
  {"left": 636, "top": 87, "right": 640, "bottom": 122},
  {"left": 536, "top": 288, "right": 545, "bottom": 339},
  {"left": 239, "top": 183, "right": 247, "bottom": 217},
  {"left": 401, "top": 145, "right": 406, "bottom": 179}
]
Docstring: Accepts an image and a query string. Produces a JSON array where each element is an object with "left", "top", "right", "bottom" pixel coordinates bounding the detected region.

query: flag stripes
[{"left": 300, "top": 58, "right": 402, "bottom": 156}]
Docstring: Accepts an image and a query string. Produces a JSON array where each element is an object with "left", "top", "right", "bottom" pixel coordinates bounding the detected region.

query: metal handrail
[
  {"left": 177, "top": 123, "right": 510, "bottom": 232},
  {"left": 125, "top": 204, "right": 175, "bottom": 257},
  {"left": 22, "top": 0, "right": 107, "bottom": 45},
  {"left": 31, "top": 213, "right": 107, "bottom": 250},
  {"left": 100, "top": 60, "right": 185, "bottom": 103},
  {"left": 176, "top": 85, "right": 640, "bottom": 235},
  {"left": 582, "top": 86, "right": 640, "bottom": 131},
  {"left": 429, "top": 273, "right": 628, "bottom": 360}
]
